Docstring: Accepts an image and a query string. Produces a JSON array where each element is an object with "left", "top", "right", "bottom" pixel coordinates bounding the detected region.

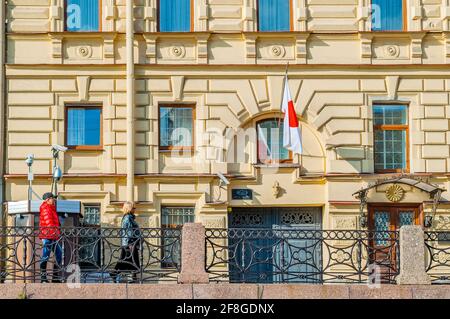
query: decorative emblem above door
[{"left": 385, "top": 184, "right": 405, "bottom": 202}]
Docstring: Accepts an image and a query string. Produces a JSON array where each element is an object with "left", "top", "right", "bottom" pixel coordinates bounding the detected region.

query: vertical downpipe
[
  {"left": 0, "top": 0, "right": 6, "bottom": 226},
  {"left": 126, "top": 0, "right": 135, "bottom": 202}
]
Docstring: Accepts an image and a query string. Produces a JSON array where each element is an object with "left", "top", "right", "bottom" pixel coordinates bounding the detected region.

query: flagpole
[{"left": 278, "top": 62, "right": 289, "bottom": 128}]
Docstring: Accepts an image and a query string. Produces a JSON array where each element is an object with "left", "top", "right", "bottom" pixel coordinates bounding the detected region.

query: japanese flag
[{"left": 281, "top": 75, "right": 302, "bottom": 155}]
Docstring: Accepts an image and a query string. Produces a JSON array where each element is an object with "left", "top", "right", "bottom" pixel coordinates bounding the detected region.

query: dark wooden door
[{"left": 368, "top": 204, "right": 422, "bottom": 282}]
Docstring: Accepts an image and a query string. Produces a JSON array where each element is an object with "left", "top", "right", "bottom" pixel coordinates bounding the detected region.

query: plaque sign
[{"left": 232, "top": 189, "right": 253, "bottom": 200}]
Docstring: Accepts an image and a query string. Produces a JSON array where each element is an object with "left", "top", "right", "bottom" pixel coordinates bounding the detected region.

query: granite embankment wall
[{"left": 0, "top": 284, "right": 449, "bottom": 299}]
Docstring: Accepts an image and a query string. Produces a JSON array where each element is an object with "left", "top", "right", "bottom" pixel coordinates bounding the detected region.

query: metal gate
[{"left": 228, "top": 207, "right": 322, "bottom": 283}]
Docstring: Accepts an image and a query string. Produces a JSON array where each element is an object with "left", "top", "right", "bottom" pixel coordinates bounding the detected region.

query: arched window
[{"left": 257, "top": 118, "right": 291, "bottom": 163}]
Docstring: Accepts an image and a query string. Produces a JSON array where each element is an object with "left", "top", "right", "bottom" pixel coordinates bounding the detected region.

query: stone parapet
[{"left": 1, "top": 284, "right": 449, "bottom": 299}]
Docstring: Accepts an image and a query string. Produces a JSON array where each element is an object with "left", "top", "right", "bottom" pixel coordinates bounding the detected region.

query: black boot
[
  {"left": 40, "top": 262, "right": 48, "bottom": 283},
  {"left": 51, "top": 264, "right": 63, "bottom": 283}
]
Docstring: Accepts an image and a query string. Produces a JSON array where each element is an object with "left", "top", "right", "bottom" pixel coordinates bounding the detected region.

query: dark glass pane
[
  {"left": 373, "top": 104, "right": 407, "bottom": 125},
  {"left": 374, "top": 129, "right": 406, "bottom": 170}
]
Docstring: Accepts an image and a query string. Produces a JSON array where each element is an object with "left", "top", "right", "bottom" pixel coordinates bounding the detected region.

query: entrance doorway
[
  {"left": 368, "top": 204, "right": 423, "bottom": 282},
  {"left": 228, "top": 207, "right": 322, "bottom": 283}
]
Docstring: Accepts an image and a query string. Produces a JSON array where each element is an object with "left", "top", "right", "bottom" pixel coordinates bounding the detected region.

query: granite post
[
  {"left": 396, "top": 225, "right": 431, "bottom": 285},
  {"left": 178, "top": 223, "right": 209, "bottom": 284}
]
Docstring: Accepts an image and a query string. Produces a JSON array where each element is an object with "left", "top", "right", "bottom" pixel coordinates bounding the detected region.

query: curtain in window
[
  {"left": 68, "top": 108, "right": 86, "bottom": 146},
  {"left": 159, "top": 0, "right": 191, "bottom": 32},
  {"left": 67, "top": 108, "right": 101, "bottom": 146},
  {"left": 371, "top": 0, "right": 403, "bottom": 31},
  {"left": 257, "top": 119, "right": 290, "bottom": 162},
  {"left": 259, "top": 0, "right": 290, "bottom": 32},
  {"left": 66, "top": 0, "right": 99, "bottom": 32},
  {"left": 160, "top": 107, "right": 193, "bottom": 147}
]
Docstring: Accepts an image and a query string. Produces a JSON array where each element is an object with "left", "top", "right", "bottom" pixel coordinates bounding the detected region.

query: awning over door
[
  {"left": 352, "top": 176, "right": 446, "bottom": 228},
  {"left": 352, "top": 177, "right": 445, "bottom": 198}
]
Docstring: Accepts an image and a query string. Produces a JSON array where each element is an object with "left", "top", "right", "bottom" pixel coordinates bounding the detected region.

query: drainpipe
[
  {"left": 0, "top": 0, "right": 6, "bottom": 225},
  {"left": 126, "top": 0, "right": 135, "bottom": 201}
]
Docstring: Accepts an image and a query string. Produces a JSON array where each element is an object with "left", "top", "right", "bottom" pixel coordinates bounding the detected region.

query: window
[
  {"left": 81, "top": 204, "right": 101, "bottom": 227},
  {"left": 161, "top": 207, "right": 195, "bottom": 268},
  {"left": 79, "top": 204, "right": 101, "bottom": 271},
  {"left": 257, "top": 119, "right": 291, "bottom": 164},
  {"left": 373, "top": 104, "right": 408, "bottom": 173},
  {"left": 66, "top": 105, "right": 102, "bottom": 150},
  {"left": 159, "top": 0, "right": 192, "bottom": 32},
  {"left": 258, "top": 0, "right": 292, "bottom": 32},
  {"left": 371, "top": 0, "right": 405, "bottom": 31},
  {"left": 159, "top": 105, "right": 194, "bottom": 151},
  {"left": 66, "top": 0, "right": 101, "bottom": 32}
]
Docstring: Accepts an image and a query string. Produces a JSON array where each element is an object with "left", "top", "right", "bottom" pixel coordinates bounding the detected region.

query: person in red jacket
[{"left": 39, "top": 192, "right": 63, "bottom": 283}]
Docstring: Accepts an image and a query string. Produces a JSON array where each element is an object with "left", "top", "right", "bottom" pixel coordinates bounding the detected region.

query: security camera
[
  {"left": 52, "top": 144, "right": 68, "bottom": 152},
  {"left": 217, "top": 172, "right": 230, "bottom": 186},
  {"left": 25, "top": 154, "right": 34, "bottom": 167},
  {"left": 53, "top": 166, "right": 63, "bottom": 181}
]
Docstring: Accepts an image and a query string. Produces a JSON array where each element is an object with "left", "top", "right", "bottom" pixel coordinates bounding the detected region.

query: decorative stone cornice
[
  {"left": 244, "top": 34, "right": 257, "bottom": 64},
  {"left": 143, "top": 34, "right": 157, "bottom": 64},
  {"left": 359, "top": 33, "right": 373, "bottom": 64},
  {"left": 295, "top": 33, "right": 310, "bottom": 64},
  {"left": 410, "top": 32, "right": 426, "bottom": 64},
  {"left": 195, "top": 33, "right": 211, "bottom": 64}
]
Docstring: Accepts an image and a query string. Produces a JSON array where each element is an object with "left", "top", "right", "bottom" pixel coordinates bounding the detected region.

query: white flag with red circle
[{"left": 281, "top": 75, "right": 302, "bottom": 155}]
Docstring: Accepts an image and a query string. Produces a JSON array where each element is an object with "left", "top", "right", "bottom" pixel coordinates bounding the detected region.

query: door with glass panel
[{"left": 368, "top": 204, "right": 421, "bottom": 282}]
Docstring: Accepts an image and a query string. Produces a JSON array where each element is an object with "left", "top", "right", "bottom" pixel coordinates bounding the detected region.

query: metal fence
[
  {"left": 425, "top": 231, "right": 450, "bottom": 284},
  {"left": 0, "top": 227, "right": 182, "bottom": 283},
  {"left": 205, "top": 228, "right": 400, "bottom": 284}
]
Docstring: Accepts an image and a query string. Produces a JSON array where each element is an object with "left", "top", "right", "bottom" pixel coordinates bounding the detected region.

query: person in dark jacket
[
  {"left": 110, "top": 201, "right": 141, "bottom": 283},
  {"left": 39, "top": 192, "right": 63, "bottom": 283}
]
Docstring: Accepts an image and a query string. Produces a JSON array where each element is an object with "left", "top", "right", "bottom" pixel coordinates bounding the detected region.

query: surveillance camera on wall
[
  {"left": 25, "top": 154, "right": 34, "bottom": 166},
  {"left": 52, "top": 144, "right": 68, "bottom": 152},
  {"left": 217, "top": 172, "right": 230, "bottom": 186}
]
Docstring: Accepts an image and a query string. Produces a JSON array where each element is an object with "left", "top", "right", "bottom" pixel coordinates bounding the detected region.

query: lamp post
[
  {"left": 25, "top": 154, "right": 34, "bottom": 212},
  {"left": 50, "top": 145, "right": 67, "bottom": 197}
]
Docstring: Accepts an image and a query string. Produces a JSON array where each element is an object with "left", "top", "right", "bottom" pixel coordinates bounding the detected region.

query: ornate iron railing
[
  {"left": 205, "top": 228, "right": 400, "bottom": 284},
  {"left": 0, "top": 227, "right": 182, "bottom": 283},
  {"left": 425, "top": 231, "right": 450, "bottom": 284}
]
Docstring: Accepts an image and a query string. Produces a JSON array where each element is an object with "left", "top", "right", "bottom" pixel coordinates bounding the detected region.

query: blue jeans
[{"left": 40, "top": 239, "right": 62, "bottom": 267}]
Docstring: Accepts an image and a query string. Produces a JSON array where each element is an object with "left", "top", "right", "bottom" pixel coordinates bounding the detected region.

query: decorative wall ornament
[
  {"left": 202, "top": 217, "right": 226, "bottom": 229},
  {"left": 333, "top": 216, "right": 357, "bottom": 230},
  {"left": 272, "top": 181, "right": 281, "bottom": 198},
  {"left": 436, "top": 215, "right": 450, "bottom": 230},
  {"left": 384, "top": 45, "right": 400, "bottom": 58},
  {"left": 170, "top": 45, "right": 186, "bottom": 58},
  {"left": 269, "top": 45, "right": 286, "bottom": 58},
  {"left": 77, "top": 45, "right": 93, "bottom": 58},
  {"left": 385, "top": 184, "right": 405, "bottom": 202},
  {"left": 280, "top": 210, "right": 315, "bottom": 225}
]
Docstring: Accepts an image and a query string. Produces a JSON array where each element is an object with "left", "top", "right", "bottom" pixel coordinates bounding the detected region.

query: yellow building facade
[{"left": 3, "top": 0, "right": 450, "bottom": 234}]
